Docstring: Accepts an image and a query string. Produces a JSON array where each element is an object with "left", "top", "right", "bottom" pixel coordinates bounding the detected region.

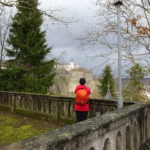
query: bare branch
[
  {"left": 80, "top": 0, "right": 150, "bottom": 70},
  {"left": 0, "top": 0, "right": 70, "bottom": 24}
]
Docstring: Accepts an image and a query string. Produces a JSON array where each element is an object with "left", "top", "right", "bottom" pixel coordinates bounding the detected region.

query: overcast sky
[
  {"left": 4, "top": 0, "right": 149, "bottom": 77},
  {"left": 38, "top": 0, "right": 113, "bottom": 75}
]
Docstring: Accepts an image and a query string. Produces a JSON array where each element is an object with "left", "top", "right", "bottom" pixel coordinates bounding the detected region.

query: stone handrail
[
  {"left": 1, "top": 103, "right": 150, "bottom": 150},
  {"left": 0, "top": 91, "right": 134, "bottom": 121}
]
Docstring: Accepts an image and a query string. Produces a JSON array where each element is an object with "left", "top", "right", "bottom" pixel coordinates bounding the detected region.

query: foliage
[
  {"left": 98, "top": 65, "right": 115, "bottom": 97},
  {"left": 23, "top": 60, "right": 55, "bottom": 94},
  {"left": 7, "top": 0, "right": 49, "bottom": 65},
  {"left": 123, "top": 63, "right": 145, "bottom": 101},
  {"left": 0, "top": 0, "right": 55, "bottom": 93},
  {"left": 0, "top": 68, "right": 25, "bottom": 91}
]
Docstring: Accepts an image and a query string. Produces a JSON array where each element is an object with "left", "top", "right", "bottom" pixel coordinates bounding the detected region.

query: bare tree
[
  {"left": 0, "top": 0, "right": 70, "bottom": 24},
  {"left": 0, "top": 7, "right": 12, "bottom": 68},
  {"left": 81, "top": 0, "right": 150, "bottom": 73}
]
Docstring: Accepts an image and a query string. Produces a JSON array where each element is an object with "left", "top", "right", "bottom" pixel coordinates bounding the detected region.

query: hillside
[
  {"left": 48, "top": 62, "right": 150, "bottom": 99},
  {"left": 48, "top": 62, "right": 100, "bottom": 98}
]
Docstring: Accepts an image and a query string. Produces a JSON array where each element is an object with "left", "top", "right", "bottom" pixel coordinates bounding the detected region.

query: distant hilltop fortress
[{"left": 56, "top": 61, "right": 80, "bottom": 71}]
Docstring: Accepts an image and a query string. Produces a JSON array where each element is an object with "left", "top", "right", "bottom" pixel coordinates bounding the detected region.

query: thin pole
[{"left": 114, "top": 1, "right": 123, "bottom": 109}]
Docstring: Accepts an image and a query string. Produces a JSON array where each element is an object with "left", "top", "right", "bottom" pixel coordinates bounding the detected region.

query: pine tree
[
  {"left": 1, "top": 0, "right": 55, "bottom": 93},
  {"left": 98, "top": 65, "right": 115, "bottom": 97},
  {"left": 124, "top": 63, "right": 145, "bottom": 101}
]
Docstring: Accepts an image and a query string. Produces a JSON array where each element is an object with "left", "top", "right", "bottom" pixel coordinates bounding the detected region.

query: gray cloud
[{"left": 40, "top": 0, "right": 118, "bottom": 75}]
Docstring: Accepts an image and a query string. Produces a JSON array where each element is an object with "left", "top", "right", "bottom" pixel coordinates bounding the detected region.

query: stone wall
[{"left": 1, "top": 103, "right": 150, "bottom": 150}]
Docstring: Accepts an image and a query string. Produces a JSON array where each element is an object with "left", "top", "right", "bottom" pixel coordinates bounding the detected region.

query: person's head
[{"left": 79, "top": 78, "right": 86, "bottom": 85}]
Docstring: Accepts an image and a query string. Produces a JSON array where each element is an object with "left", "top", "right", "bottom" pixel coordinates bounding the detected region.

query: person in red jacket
[{"left": 74, "top": 78, "right": 91, "bottom": 122}]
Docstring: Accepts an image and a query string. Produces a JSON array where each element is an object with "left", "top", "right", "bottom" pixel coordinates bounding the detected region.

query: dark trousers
[{"left": 76, "top": 111, "right": 88, "bottom": 122}]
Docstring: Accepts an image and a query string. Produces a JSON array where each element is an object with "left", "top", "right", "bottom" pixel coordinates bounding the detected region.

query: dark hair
[{"left": 79, "top": 78, "right": 86, "bottom": 85}]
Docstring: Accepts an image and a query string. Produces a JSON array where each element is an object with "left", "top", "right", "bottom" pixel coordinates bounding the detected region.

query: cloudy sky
[
  {"left": 39, "top": 0, "right": 113, "bottom": 75},
  {"left": 4, "top": 0, "right": 149, "bottom": 77}
]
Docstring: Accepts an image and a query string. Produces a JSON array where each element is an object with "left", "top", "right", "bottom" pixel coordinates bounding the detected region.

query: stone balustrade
[
  {"left": 1, "top": 103, "right": 149, "bottom": 150},
  {"left": 0, "top": 91, "right": 133, "bottom": 121},
  {"left": 1, "top": 91, "right": 147, "bottom": 150}
]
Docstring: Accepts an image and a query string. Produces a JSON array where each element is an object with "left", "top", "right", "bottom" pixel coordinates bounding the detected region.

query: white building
[{"left": 57, "top": 61, "right": 80, "bottom": 71}]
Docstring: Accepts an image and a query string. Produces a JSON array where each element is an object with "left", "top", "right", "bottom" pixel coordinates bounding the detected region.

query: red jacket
[{"left": 74, "top": 84, "right": 91, "bottom": 111}]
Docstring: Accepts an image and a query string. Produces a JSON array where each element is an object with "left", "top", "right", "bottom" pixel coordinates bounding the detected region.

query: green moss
[
  {"left": 0, "top": 106, "right": 74, "bottom": 146},
  {"left": 0, "top": 121, "right": 45, "bottom": 145},
  {"left": 0, "top": 116, "right": 17, "bottom": 125},
  {"left": 13, "top": 125, "right": 43, "bottom": 141},
  {"left": 0, "top": 115, "right": 47, "bottom": 145}
]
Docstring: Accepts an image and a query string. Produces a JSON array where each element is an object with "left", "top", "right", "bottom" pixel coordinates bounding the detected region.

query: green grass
[
  {"left": 0, "top": 115, "right": 45, "bottom": 145},
  {"left": 0, "top": 124, "right": 43, "bottom": 144},
  {"left": 0, "top": 107, "right": 72, "bottom": 146}
]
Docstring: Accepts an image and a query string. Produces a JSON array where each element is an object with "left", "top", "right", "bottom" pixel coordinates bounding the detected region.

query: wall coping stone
[{"left": 1, "top": 103, "right": 149, "bottom": 150}]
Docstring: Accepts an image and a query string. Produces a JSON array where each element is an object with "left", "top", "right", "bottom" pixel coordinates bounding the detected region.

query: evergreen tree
[
  {"left": 0, "top": 0, "right": 55, "bottom": 93},
  {"left": 124, "top": 63, "right": 145, "bottom": 101},
  {"left": 98, "top": 65, "right": 115, "bottom": 97},
  {"left": 0, "top": 67, "right": 25, "bottom": 91}
]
